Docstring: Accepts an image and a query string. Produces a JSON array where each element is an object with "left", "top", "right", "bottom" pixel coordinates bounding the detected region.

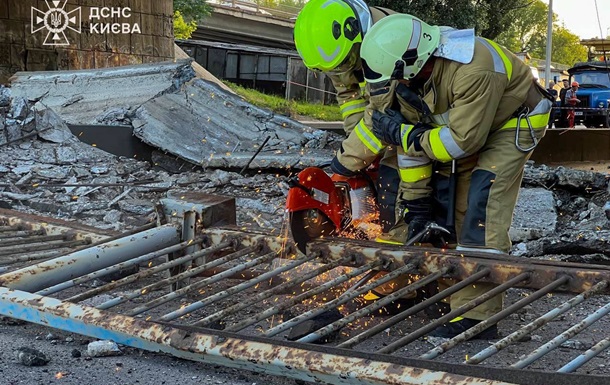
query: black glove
[
  {"left": 330, "top": 155, "right": 359, "bottom": 177},
  {"left": 406, "top": 122, "right": 433, "bottom": 152},
  {"left": 372, "top": 109, "right": 409, "bottom": 146},
  {"left": 402, "top": 198, "right": 433, "bottom": 242}
]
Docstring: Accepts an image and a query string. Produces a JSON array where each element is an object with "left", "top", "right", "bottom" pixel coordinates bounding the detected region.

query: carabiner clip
[{"left": 515, "top": 108, "right": 538, "bottom": 152}]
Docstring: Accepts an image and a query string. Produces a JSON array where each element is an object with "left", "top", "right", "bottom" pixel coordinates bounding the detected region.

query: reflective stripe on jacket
[{"left": 409, "top": 38, "right": 536, "bottom": 162}]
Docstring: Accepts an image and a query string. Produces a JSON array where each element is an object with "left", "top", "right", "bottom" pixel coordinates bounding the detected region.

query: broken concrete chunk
[
  {"left": 103, "top": 209, "right": 123, "bottom": 224},
  {"left": 55, "top": 146, "right": 78, "bottom": 165},
  {"left": 14, "top": 347, "right": 50, "bottom": 366},
  {"left": 9, "top": 98, "right": 29, "bottom": 121},
  {"left": 0, "top": 85, "right": 10, "bottom": 107},
  {"left": 118, "top": 199, "right": 155, "bottom": 215},
  {"left": 35, "top": 105, "right": 75, "bottom": 143},
  {"left": 87, "top": 340, "right": 123, "bottom": 357},
  {"left": 510, "top": 188, "right": 557, "bottom": 242}
]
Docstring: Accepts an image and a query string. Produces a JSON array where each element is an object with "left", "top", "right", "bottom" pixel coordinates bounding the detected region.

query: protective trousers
[{"left": 435, "top": 102, "right": 549, "bottom": 320}]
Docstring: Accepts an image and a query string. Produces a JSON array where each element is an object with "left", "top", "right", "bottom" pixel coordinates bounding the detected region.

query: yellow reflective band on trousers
[
  {"left": 355, "top": 119, "right": 384, "bottom": 155},
  {"left": 399, "top": 164, "right": 432, "bottom": 183},
  {"left": 500, "top": 112, "right": 550, "bottom": 130},
  {"left": 428, "top": 127, "right": 454, "bottom": 162},
  {"left": 485, "top": 39, "right": 513, "bottom": 81},
  {"left": 340, "top": 98, "right": 367, "bottom": 119}
]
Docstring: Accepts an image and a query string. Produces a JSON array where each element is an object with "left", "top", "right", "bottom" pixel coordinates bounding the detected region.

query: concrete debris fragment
[
  {"left": 510, "top": 188, "right": 557, "bottom": 242},
  {"left": 14, "top": 347, "right": 50, "bottom": 366},
  {"left": 87, "top": 340, "right": 123, "bottom": 357}
]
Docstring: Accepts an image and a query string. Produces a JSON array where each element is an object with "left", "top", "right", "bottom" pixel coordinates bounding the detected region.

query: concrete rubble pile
[
  {"left": 1, "top": 63, "right": 609, "bottom": 262},
  {"left": 9, "top": 60, "right": 339, "bottom": 170}
]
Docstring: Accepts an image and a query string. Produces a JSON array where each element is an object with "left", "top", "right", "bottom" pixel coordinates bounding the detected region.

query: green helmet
[
  {"left": 361, "top": 14, "right": 440, "bottom": 82},
  {"left": 294, "top": 0, "right": 371, "bottom": 72}
]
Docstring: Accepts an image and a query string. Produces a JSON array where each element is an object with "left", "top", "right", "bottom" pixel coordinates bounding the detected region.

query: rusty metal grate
[{"left": 1, "top": 196, "right": 610, "bottom": 385}]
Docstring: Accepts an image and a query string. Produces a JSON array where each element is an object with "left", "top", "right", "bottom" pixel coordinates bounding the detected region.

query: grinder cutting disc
[{"left": 289, "top": 209, "right": 337, "bottom": 254}]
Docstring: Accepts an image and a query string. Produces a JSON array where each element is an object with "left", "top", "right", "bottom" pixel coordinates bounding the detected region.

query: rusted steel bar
[
  {"left": 512, "top": 299, "right": 610, "bottom": 369},
  {"left": 421, "top": 275, "right": 571, "bottom": 360},
  {"left": 0, "top": 225, "right": 21, "bottom": 232},
  {"left": 338, "top": 268, "right": 492, "bottom": 349},
  {"left": 0, "top": 239, "right": 90, "bottom": 257},
  {"left": 0, "top": 229, "right": 45, "bottom": 239},
  {"left": 226, "top": 260, "right": 384, "bottom": 333},
  {"left": 467, "top": 280, "right": 609, "bottom": 365},
  {"left": 558, "top": 338, "right": 610, "bottom": 373},
  {"left": 0, "top": 224, "right": 181, "bottom": 292},
  {"left": 191, "top": 256, "right": 353, "bottom": 327},
  {"left": 0, "top": 234, "right": 67, "bottom": 247},
  {"left": 297, "top": 269, "right": 448, "bottom": 344},
  {"left": 38, "top": 238, "right": 205, "bottom": 296},
  {"left": 172, "top": 210, "right": 198, "bottom": 290},
  {"left": 263, "top": 262, "right": 419, "bottom": 338},
  {"left": 378, "top": 272, "right": 531, "bottom": 355},
  {"left": 158, "top": 254, "right": 316, "bottom": 322},
  {"left": 0, "top": 249, "right": 67, "bottom": 266},
  {"left": 203, "top": 228, "right": 610, "bottom": 293},
  {"left": 126, "top": 251, "right": 277, "bottom": 316},
  {"left": 73, "top": 241, "right": 234, "bottom": 305},
  {"left": 0, "top": 287, "right": 518, "bottom": 385}
]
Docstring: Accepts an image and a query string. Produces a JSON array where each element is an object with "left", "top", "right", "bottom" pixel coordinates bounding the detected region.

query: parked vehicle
[{"left": 567, "top": 61, "right": 610, "bottom": 128}]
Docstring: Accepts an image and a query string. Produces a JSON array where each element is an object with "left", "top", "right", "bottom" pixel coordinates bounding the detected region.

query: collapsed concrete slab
[
  {"left": 10, "top": 61, "right": 196, "bottom": 126},
  {"left": 9, "top": 60, "right": 338, "bottom": 170},
  {"left": 132, "top": 79, "right": 334, "bottom": 170}
]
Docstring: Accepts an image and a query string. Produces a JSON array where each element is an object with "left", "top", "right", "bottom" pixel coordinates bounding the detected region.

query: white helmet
[{"left": 361, "top": 14, "right": 440, "bottom": 83}]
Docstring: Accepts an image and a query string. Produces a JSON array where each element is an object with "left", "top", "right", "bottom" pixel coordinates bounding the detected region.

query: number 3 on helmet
[{"left": 361, "top": 14, "right": 440, "bottom": 83}]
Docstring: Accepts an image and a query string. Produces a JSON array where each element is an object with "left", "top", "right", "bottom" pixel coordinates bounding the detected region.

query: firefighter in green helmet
[
  {"left": 294, "top": 0, "right": 437, "bottom": 246},
  {"left": 293, "top": 0, "right": 448, "bottom": 315}
]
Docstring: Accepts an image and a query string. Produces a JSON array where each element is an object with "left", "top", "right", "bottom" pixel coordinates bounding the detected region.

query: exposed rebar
[
  {"left": 225, "top": 260, "right": 384, "bottom": 333},
  {"left": 264, "top": 261, "right": 419, "bottom": 337},
  {"left": 467, "top": 280, "right": 609, "bottom": 365},
  {"left": 420, "top": 275, "right": 569, "bottom": 360},
  {"left": 558, "top": 338, "right": 610, "bottom": 373},
  {"left": 158, "top": 254, "right": 316, "bottom": 321},
  {"left": 297, "top": 268, "right": 448, "bottom": 344},
  {"left": 378, "top": 272, "right": 531, "bottom": 355},
  {"left": 191, "top": 256, "right": 352, "bottom": 327},
  {"left": 125, "top": 250, "right": 276, "bottom": 316},
  {"left": 338, "top": 268, "right": 491, "bottom": 349},
  {"left": 512, "top": 298, "right": 610, "bottom": 369}
]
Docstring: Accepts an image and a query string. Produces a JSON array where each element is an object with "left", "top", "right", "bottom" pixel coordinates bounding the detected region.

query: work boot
[
  {"left": 375, "top": 221, "right": 408, "bottom": 245},
  {"left": 428, "top": 317, "right": 499, "bottom": 339}
]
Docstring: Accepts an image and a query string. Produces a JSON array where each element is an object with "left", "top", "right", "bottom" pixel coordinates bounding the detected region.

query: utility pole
[{"left": 545, "top": 0, "right": 553, "bottom": 86}]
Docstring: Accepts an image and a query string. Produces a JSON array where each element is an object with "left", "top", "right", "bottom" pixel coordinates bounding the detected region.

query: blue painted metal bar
[
  {"left": 0, "top": 224, "right": 181, "bottom": 292},
  {"left": 467, "top": 280, "right": 609, "bottom": 365},
  {"left": 37, "top": 238, "right": 203, "bottom": 296},
  {"left": 558, "top": 338, "right": 610, "bottom": 373},
  {"left": 512, "top": 301, "right": 610, "bottom": 369},
  {"left": 0, "top": 287, "right": 515, "bottom": 385}
]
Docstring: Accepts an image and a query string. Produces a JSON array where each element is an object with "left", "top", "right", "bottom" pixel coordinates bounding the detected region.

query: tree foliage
[
  {"left": 367, "top": 0, "right": 531, "bottom": 39},
  {"left": 174, "top": 11, "right": 198, "bottom": 39},
  {"left": 495, "top": 0, "right": 587, "bottom": 65},
  {"left": 173, "top": 0, "right": 212, "bottom": 22}
]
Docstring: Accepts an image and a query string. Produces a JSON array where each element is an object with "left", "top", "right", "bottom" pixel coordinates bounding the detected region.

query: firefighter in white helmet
[{"left": 359, "top": 13, "right": 553, "bottom": 337}]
